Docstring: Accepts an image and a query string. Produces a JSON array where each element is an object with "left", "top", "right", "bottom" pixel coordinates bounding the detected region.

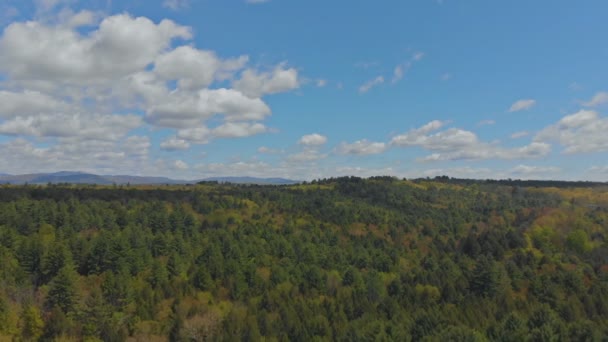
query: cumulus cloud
[
  {"left": 299, "top": 133, "right": 327, "bottom": 146},
  {"left": 391, "top": 120, "right": 550, "bottom": 161},
  {"left": 175, "top": 127, "right": 211, "bottom": 144},
  {"left": 0, "top": 10, "right": 300, "bottom": 176},
  {"left": 155, "top": 46, "right": 248, "bottom": 90},
  {"left": 0, "top": 112, "right": 141, "bottom": 140},
  {"left": 144, "top": 88, "right": 271, "bottom": 128},
  {"left": 535, "top": 109, "right": 608, "bottom": 154},
  {"left": 58, "top": 9, "right": 99, "bottom": 28},
  {"left": 0, "top": 14, "right": 192, "bottom": 82},
  {"left": 0, "top": 136, "right": 152, "bottom": 175},
  {"left": 160, "top": 137, "right": 190, "bottom": 151},
  {"left": 511, "top": 131, "right": 529, "bottom": 139},
  {"left": 173, "top": 160, "right": 189, "bottom": 170},
  {"left": 390, "top": 120, "right": 449, "bottom": 147},
  {"left": 583, "top": 92, "right": 608, "bottom": 107},
  {"left": 509, "top": 99, "right": 536, "bottom": 112},
  {"left": 336, "top": 140, "right": 387, "bottom": 155},
  {"left": 0, "top": 13, "right": 280, "bottom": 137},
  {"left": 233, "top": 64, "right": 299, "bottom": 98},
  {"left": 212, "top": 122, "right": 267, "bottom": 138},
  {"left": 0, "top": 90, "right": 70, "bottom": 118},
  {"left": 359, "top": 76, "right": 384, "bottom": 94}
]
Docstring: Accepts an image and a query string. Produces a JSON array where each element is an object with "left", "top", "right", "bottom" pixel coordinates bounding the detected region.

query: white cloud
[
  {"left": 316, "top": 79, "right": 327, "bottom": 87},
  {"left": 392, "top": 120, "right": 550, "bottom": 161},
  {"left": 122, "top": 136, "right": 151, "bottom": 159},
  {"left": 144, "top": 88, "right": 271, "bottom": 128},
  {"left": 391, "top": 52, "right": 424, "bottom": 84},
  {"left": 0, "top": 136, "right": 152, "bottom": 176},
  {"left": 0, "top": 90, "right": 70, "bottom": 118},
  {"left": 412, "top": 52, "right": 425, "bottom": 61},
  {"left": 34, "top": 0, "right": 74, "bottom": 13},
  {"left": 588, "top": 166, "right": 608, "bottom": 174},
  {"left": 359, "top": 76, "right": 384, "bottom": 94},
  {"left": 155, "top": 46, "right": 248, "bottom": 90},
  {"left": 509, "top": 164, "right": 560, "bottom": 175},
  {"left": 299, "top": 133, "right": 327, "bottom": 146},
  {"left": 176, "top": 127, "right": 211, "bottom": 143},
  {"left": 233, "top": 63, "right": 299, "bottom": 98},
  {"left": 0, "top": 14, "right": 191, "bottom": 82},
  {"left": 510, "top": 131, "right": 529, "bottom": 139},
  {"left": 174, "top": 160, "right": 189, "bottom": 170},
  {"left": 509, "top": 99, "right": 536, "bottom": 112},
  {"left": 418, "top": 142, "right": 550, "bottom": 162},
  {"left": 389, "top": 120, "right": 448, "bottom": 147},
  {"left": 59, "top": 9, "right": 99, "bottom": 28},
  {"left": 583, "top": 92, "right": 608, "bottom": 107},
  {"left": 287, "top": 149, "right": 327, "bottom": 162},
  {"left": 337, "top": 140, "right": 387, "bottom": 155},
  {"left": 392, "top": 65, "right": 404, "bottom": 84},
  {"left": 258, "top": 146, "right": 282, "bottom": 154},
  {"left": 212, "top": 122, "right": 267, "bottom": 138},
  {"left": 0, "top": 112, "right": 141, "bottom": 140},
  {"left": 535, "top": 109, "right": 608, "bottom": 154},
  {"left": 0, "top": 11, "right": 299, "bottom": 176},
  {"left": 160, "top": 137, "right": 190, "bottom": 151}
]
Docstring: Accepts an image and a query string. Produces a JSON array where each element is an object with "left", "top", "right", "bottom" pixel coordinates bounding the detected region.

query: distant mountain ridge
[{"left": 0, "top": 171, "right": 299, "bottom": 185}]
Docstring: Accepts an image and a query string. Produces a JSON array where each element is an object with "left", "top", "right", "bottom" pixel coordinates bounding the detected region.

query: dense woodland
[{"left": 0, "top": 177, "right": 607, "bottom": 341}]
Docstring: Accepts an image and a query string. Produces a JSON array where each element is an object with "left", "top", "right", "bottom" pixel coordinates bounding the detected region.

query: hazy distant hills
[
  {"left": 0, "top": 172, "right": 170, "bottom": 185},
  {"left": 0, "top": 171, "right": 299, "bottom": 185}
]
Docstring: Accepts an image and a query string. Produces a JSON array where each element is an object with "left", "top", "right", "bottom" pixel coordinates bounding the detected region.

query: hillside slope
[{"left": 0, "top": 177, "right": 606, "bottom": 340}]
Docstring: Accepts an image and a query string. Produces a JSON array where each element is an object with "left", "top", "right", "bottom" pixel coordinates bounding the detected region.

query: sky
[{"left": 0, "top": 0, "right": 607, "bottom": 181}]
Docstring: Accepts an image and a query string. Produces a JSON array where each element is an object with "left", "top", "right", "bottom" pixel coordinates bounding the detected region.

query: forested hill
[
  {"left": 0, "top": 178, "right": 607, "bottom": 340},
  {"left": 423, "top": 175, "right": 608, "bottom": 189}
]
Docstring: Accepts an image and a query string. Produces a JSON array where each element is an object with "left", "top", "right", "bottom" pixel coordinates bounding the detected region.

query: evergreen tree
[{"left": 45, "top": 265, "right": 78, "bottom": 313}]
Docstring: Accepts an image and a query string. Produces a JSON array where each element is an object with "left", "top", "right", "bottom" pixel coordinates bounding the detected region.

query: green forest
[{"left": 0, "top": 177, "right": 607, "bottom": 341}]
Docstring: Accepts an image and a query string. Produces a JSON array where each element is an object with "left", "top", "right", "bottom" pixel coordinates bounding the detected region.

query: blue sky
[{"left": 0, "top": 0, "right": 607, "bottom": 180}]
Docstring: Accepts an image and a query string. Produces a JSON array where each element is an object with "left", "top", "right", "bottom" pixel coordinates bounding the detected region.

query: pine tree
[{"left": 46, "top": 265, "right": 78, "bottom": 313}]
